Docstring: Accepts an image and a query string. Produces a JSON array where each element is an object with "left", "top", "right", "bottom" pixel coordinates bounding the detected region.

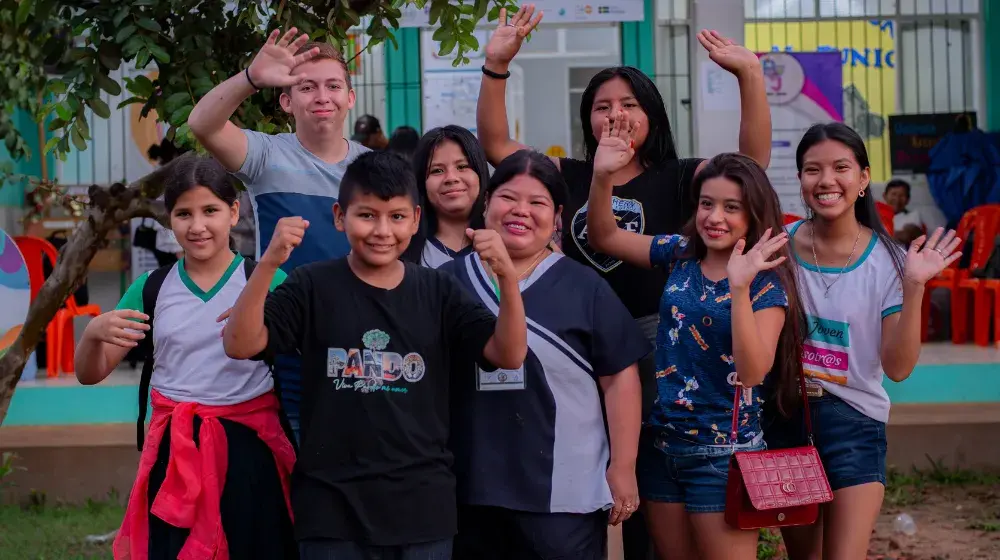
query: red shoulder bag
[{"left": 724, "top": 374, "right": 833, "bottom": 530}]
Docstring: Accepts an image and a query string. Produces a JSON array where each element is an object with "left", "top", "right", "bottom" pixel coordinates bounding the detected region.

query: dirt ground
[
  {"left": 868, "top": 483, "right": 1000, "bottom": 560},
  {"left": 607, "top": 470, "right": 1000, "bottom": 560}
]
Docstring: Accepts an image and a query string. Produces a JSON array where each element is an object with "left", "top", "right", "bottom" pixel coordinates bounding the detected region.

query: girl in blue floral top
[{"left": 586, "top": 111, "right": 806, "bottom": 559}]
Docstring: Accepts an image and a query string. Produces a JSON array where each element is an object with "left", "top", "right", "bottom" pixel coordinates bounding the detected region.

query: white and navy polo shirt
[
  {"left": 420, "top": 237, "right": 474, "bottom": 269},
  {"left": 116, "top": 253, "right": 286, "bottom": 406},
  {"left": 441, "top": 252, "right": 652, "bottom": 514}
]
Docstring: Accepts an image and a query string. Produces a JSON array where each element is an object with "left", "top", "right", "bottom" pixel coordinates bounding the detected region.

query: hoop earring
[{"left": 858, "top": 189, "right": 866, "bottom": 198}]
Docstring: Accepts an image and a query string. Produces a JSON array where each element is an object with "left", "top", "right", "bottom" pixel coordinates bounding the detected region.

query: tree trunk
[{"left": 0, "top": 155, "right": 188, "bottom": 426}]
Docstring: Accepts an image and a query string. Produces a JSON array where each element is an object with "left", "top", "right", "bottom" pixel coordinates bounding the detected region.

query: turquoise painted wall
[
  {"left": 5, "top": 362, "right": 999, "bottom": 426},
  {"left": 985, "top": 1, "right": 999, "bottom": 131},
  {"left": 620, "top": 0, "right": 655, "bottom": 75},
  {"left": 0, "top": 109, "right": 55, "bottom": 207},
  {"left": 384, "top": 28, "right": 423, "bottom": 132}
]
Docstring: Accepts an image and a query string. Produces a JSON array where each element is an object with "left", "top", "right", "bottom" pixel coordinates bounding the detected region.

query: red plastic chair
[
  {"left": 875, "top": 201, "right": 895, "bottom": 236},
  {"left": 14, "top": 236, "right": 60, "bottom": 376},
  {"left": 12, "top": 236, "right": 101, "bottom": 376},
  {"left": 984, "top": 277, "right": 1000, "bottom": 346},
  {"left": 920, "top": 205, "right": 995, "bottom": 344},
  {"left": 918, "top": 209, "right": 982, "bottom": 342},
  {"left": 955, "top": 204, "right": 1000, "bottom": 345}
]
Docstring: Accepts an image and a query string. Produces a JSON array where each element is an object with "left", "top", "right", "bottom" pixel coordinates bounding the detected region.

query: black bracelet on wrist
[
  {"left": 245, "top": 67, "right": 260, "bottom": 91},
  {"left": 481, "top": 65, "right": 511, "bottom": 80}
]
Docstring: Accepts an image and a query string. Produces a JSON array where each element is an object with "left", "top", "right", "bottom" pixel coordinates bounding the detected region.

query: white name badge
[{"left": 477, "top": 365, "right": 526, "bottom": 391}]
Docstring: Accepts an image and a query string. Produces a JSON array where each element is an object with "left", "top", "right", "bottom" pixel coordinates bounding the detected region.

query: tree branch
[{"left": 0, "top": 154, "right": 195, "bottom": 426}]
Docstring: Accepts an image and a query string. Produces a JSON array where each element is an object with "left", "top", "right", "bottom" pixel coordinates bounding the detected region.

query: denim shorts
[
  {"left": 763, "top": 392, "right": 887, "bottom": 491},
  {"left": 637, "top": 428, "right": 764, "bottom": 513}
]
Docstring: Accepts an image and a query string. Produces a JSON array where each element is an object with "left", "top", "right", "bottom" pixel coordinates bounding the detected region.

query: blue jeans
[
  {"left": 274, "top": 354, "right": 301, "bottom": 444},
  {"left": 299, "top": 538, "right": 453, "bottom": 560},
  {"left": 637, "top": 428, "right": 764, "bottom": 513},
  {"left": 763, "top": 392, "right": 887, "bottom": 491}
]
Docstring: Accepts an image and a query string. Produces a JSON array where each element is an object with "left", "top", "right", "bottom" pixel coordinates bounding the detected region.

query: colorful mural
[
  {"left": 0, "top": 230, "right": 30, "bottom": 358},
  {"left": 745, "top": 20, "right": 896, "bottom": 182}
]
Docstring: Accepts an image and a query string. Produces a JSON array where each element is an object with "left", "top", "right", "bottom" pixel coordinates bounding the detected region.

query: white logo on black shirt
[{"left": 571, "top": 197, "right": 646, "bottom": 273}]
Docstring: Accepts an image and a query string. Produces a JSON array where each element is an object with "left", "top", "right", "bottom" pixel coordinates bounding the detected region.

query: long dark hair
[
  {"left": 795, "top": 122, "right": 906, "bottom": 280},
  {"left": 487, "top": 150, "right": 568, "bottom": 212},
  {"left": 682, "top": 153, "right": 805, "bottom": 417},
  {"left": 402, "top": 125, "right": 490, "bottom": 263},
  {"left": 580, "top": 66, "right": 678, "bottom": 168}
]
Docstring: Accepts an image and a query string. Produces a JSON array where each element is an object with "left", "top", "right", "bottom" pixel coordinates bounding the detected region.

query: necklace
[
  {"left": 809, "top": 220, "right": 863, "bottom": 298},
  {"left": 486, "top": 249, "right": 548, "bottom": 299},
  {"left": 437, "top": 231, "right": 470, "bottom": 253},
  {"left": 697, "top": 262, "right": 722, "bottom": 302}
]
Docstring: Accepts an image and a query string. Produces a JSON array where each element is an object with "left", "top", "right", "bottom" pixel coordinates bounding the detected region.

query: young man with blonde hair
[{"left": 189, "top": 29, "right": 369, "bottom": 439}]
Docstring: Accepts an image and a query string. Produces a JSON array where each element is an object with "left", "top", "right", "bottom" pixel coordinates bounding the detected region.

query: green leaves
[
  {"left": 84, "top": 97, "right": 110, "bottom": 119},
  {"left": 0, "top": 0, "right": 504, "bottom": 162},
  {"left": 164, "top": 92, "right": 190, "bottom": 114},
  {"left": 126, "top": 75, "right": 154, "bottom": 98},
  {"left": 145, "top": 41, "right": 169, "bottom": 63},
  {"left": 112, "top": 6, "right": 130, "bottom": 27},
  {"left": 136, "top": 18, "right": 161, "bottom": 33},
  {"left": 115, "top": 25, "right": 136, "bottom": 43},
  {"left": 15, "top": 0, "right": 32, "bottom": 28},
  {"left": 94, "top": 73, "right": 122, "bottom": 96}
]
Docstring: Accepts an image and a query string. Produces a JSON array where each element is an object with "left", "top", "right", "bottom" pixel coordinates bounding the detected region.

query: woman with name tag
[
  {"left": 477, "top": 8, "right": 773, "bottom": 556},
  {"left": 441, "top": 149, "right": 650, "bottom": 559},
  {"left": 403, "top": 125, "right": 491, "bottom": 269},
  {"left": 587, "top": 112, "right": 806, "bottom": 560},
  {"left": 763, "top": 122, "right": 962, "bottom": 560}
]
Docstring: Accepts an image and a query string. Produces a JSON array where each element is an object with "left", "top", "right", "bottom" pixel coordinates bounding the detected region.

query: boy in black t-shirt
[{"left": 224, "top": 151, "right": 528, "bottom": 559}]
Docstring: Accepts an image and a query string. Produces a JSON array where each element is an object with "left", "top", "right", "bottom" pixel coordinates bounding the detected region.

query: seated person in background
[
  {"left": 884, "top": 179, "right": 926, "bottom": 245},
  {"left": 351, "top": 114, "right": 388, "bottom": 151}
]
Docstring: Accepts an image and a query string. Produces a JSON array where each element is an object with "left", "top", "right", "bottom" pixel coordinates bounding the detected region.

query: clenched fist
[
  {"left": 467, "top": 228, "right": 515, "bottom": 279},
  {"left": 262, "top": 217, "right": 309, "bottom": 268}
]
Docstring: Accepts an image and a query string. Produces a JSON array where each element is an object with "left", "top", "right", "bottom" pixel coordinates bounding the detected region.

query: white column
[{"left": 691, "top": 0, "right": 747, "bottom": 158}]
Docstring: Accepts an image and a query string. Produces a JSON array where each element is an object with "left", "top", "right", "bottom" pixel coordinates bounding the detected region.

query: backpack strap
[
  {"left": 242, "top": 255, "right": 257, "bottom": 277},
  {"left": 136, "top": 265, "right": 172, "bottom": 451}
]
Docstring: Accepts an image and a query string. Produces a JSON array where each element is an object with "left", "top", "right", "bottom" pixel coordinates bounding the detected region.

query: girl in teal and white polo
[
  {"left": 764, "top": 123, "right": 962, "bottom": 560},
  {"left": 75, "top": 156, "right": 296, "bottom": 560}
]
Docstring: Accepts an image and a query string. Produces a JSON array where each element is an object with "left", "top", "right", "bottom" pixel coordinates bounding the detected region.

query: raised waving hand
[
  {"left": 593, "top": 111, "right": 637, "bottom": 179},
  {"left": 484, "top": 4, "right": 544, "bottom": 66},
  {"left": 726, "top": 228, "right": 789, "bottom": 290},
  {"left": 247, "top": 28, "right": 321, "bottom": 88}
]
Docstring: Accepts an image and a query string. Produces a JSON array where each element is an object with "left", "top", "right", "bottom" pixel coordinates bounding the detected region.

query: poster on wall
[
  {"left": 888, "top": 112, "right": 977, "bottom": 173},
  {"left": 745, "top": 20, "right": 895, "bottom": 183},
  {"left": 758, "top": 52, "right": 843, "bottom": 218},
  {"left": 421, "top": 29, "right": 521, "bottom": 139},
  {"left": 400, "top": 0, "right": 643, "bottom": 27}
]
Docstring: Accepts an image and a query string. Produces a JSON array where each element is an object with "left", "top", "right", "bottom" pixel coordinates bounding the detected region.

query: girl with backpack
[{"left": 75, "top": 156, "right": 297, "bottom": 560}]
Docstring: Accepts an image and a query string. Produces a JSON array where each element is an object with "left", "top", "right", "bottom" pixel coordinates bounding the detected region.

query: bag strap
[
  {"left": 729, "top": 371, "right": 815, "bottom": 446},
  {"left": 136, "top": 264, "right": 172, "bottom": 451}
]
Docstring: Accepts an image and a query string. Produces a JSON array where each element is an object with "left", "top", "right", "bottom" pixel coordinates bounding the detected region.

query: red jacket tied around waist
[{"left": 114, "top": 390, "right": 296, "bottom": 560}]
